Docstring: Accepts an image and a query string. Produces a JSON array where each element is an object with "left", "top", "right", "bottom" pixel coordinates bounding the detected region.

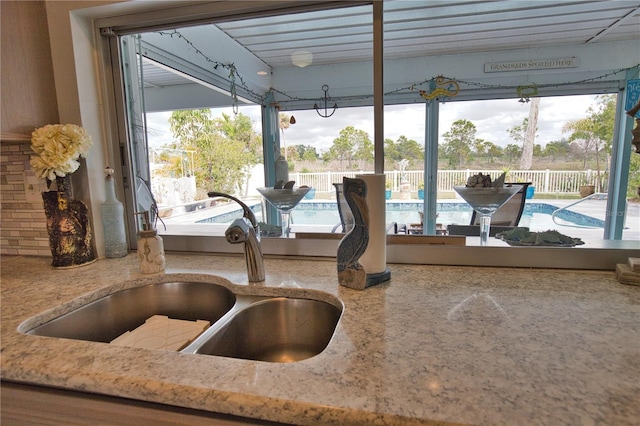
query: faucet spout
[
  {"left": 226, "top": 218, "right": 265, "bottom": 282},
  {"left": 208, "top": 191, "right": 265, "bottom": 282}
]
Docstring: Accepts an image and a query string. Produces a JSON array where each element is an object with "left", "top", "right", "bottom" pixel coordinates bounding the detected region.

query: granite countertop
[{"left": 2, "top": 254, "right": 639, "bottom": 425}]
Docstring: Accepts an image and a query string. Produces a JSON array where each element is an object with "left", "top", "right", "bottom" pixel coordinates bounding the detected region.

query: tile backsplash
[{"left": 1, "top": 141, "right": 51, "bottom": 257}]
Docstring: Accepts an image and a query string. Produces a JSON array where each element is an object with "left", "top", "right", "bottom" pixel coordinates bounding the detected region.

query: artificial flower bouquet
[{"left": 30, "top": 124, "right": 93, "bottom": 184}]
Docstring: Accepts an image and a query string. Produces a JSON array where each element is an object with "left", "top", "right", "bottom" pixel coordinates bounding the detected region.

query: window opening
[
  {"left": 106, "top": 2, "right": 637, "bottom": 258},
  {"left": 114, "top": 4, "right": 376, "bottom": 249},
  {"left": 436, "top": 94, "right": 638, "bottom": 243}
]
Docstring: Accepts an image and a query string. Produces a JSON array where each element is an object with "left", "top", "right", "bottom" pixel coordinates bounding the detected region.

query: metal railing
[{"left": 551, "top": 192, "right": 607, "bottom": 228}]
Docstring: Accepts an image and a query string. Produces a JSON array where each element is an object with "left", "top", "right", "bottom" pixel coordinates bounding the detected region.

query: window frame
[{"left": 94, "top": 0, "right": 639, "bottom": 270}]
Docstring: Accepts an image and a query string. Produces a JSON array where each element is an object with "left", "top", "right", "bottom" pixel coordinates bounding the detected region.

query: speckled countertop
[{"left": 2, "top": 254, "right": 639, "bottom": 425}]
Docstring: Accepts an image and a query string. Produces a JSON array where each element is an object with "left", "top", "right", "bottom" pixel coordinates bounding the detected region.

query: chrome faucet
[{"left": 207, "top": 192, "right": 265, "bottom": 282}]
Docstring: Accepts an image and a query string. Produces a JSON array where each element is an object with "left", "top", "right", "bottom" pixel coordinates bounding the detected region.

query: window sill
[{"left": 160, "top": 233, "right": 639, "bottom": 271}]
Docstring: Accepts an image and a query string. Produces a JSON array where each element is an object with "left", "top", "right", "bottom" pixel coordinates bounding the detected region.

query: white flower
[{"left": 30, "top": 124, "right": 93, "bottom": 181}]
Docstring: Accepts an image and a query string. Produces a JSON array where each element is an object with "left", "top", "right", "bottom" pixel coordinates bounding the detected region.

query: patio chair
[{"left": 448, "top": 183, "right": 530, "bottom": 236}]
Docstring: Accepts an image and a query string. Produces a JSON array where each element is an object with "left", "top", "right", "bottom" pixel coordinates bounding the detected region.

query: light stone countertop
[{"left": 1, "top": 254, "right": 639, "bottom": 425}]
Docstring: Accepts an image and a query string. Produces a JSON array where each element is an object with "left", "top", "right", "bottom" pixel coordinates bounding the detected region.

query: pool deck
[{"left": 528, "top": 197, "right": 639, "bottom": 242}]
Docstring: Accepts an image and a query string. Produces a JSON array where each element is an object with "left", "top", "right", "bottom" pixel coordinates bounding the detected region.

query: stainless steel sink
[
  {"left": 27, "top": 281, "right": 236, "bottom": 343},
  {"left": 189, "top": 297, "right": 341, "bottom": 362},
  {"left": 25, "top": 281, "right": 342, "bottom": 363}
]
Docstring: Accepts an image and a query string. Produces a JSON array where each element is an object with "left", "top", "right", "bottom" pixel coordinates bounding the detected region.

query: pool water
[
  {"left": 291, "top": 201, "right": 604, "bottom": 230},
  {"left": 198, "top": 201, "right": 605, "bottom": 231}
]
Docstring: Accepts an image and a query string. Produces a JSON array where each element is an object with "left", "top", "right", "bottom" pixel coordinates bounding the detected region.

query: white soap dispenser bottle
[{"left": 136, "top": 211, "right": 165, "bottom": 274}]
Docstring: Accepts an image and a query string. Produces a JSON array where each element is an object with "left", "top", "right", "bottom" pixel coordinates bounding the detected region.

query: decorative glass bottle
[{"left": 101, "top": 167, "right": 128, "bottom": 258}]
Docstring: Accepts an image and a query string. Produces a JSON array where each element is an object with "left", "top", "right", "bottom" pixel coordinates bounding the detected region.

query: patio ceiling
[
  {"left": 138, "top": 0, "right": 640, "bottom": 111},
  {"left": 217, "top": 0, "right": 640, "bottom": 67}
]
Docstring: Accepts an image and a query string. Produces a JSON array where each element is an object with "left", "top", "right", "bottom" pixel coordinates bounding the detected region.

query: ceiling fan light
[{"left": 291, "top": 50, "right": 313, "bottom": 68}]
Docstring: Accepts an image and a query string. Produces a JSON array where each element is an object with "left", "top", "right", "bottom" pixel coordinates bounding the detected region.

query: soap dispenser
[{"left": 136, "top": 211, "right": 165, "bottom": 274}]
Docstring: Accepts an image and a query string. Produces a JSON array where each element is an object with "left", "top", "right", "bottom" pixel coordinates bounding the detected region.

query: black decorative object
[
  {"left": 42, "top": 176, "right": 97, "bottom": 268},
  {"left": 314, "top": 84, "right": 338, "bottom": 118}
]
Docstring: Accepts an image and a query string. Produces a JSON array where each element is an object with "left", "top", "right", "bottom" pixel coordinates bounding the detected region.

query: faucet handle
[{"left": 207, "top": 192, "right": 258, "bottom": 228}]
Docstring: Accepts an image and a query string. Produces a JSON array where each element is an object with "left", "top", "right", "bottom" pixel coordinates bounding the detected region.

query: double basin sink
[{"left": 26, "top": 280, "right": 342, "bottom": 363}]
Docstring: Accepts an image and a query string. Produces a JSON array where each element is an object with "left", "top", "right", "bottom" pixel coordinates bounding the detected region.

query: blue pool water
[
  {"left": 197, "top": 201, "right": 605, "bottom": 230},
  {"left": 292, "top": 202, "right": 604, "bottom": 230}
]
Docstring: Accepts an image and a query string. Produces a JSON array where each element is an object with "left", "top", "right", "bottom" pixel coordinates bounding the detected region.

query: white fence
[{"left": 290, "top": 169, "right": 601, "bottom": 194}]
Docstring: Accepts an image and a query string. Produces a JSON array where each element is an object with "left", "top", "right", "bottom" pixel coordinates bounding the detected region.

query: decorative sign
[
  {"left": 485, "top": 57, "right": 579, "bottom": 73},
  {"left": 419, "top": 76, "right": 460, "bottom": 101},
  {"left": 625, "top": 79, "right": 640, "bottom": 118}
]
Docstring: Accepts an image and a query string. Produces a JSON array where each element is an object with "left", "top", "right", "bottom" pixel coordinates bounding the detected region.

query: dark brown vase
[{"left": 42, "top": 176, "right": 97, "bottom": 268}]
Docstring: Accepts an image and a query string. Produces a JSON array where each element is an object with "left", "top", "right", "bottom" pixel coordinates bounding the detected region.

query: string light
[
  {"left": 273, "top": 66, "right": 638, "bottom": 107},
  {"left": 157, "top": 30, "right": 267, "bottom": 111},
  {"left": 153, "top": 30, "right": 638, "bottom": 109}
]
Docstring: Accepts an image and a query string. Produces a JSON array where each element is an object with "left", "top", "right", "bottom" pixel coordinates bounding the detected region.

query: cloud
[
  {"left": 146, "top": 111, "right": 174, "bottom": 147},
  {"left": 440, "top": 95, "right": 598, "bottom": 147},
  {"left": 147, "top": 94, "right": 601, "bottom": 151}
]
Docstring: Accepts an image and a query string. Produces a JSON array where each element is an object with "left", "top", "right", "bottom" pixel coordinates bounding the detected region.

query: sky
[{"left": 145, "top": 94, "right": 601, "bottom": 153}]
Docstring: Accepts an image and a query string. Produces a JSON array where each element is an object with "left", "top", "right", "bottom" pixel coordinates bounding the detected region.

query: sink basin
[
  {"left": 190, "top": 297, "right": 341, "bottom": 362},
  {"left": 26, "top": 280, "right": 342, "bottom": 363},
  {"left": 27, "top": 281, "right": 236, "bottom": 343}
]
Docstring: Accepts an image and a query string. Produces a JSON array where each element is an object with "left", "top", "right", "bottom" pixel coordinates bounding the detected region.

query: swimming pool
[
  {"left": 293, "top": 201, "right": 605, "bottom": 230},
  {"left": 197, "top": 201, "right": 605, "bottom": 231}
]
